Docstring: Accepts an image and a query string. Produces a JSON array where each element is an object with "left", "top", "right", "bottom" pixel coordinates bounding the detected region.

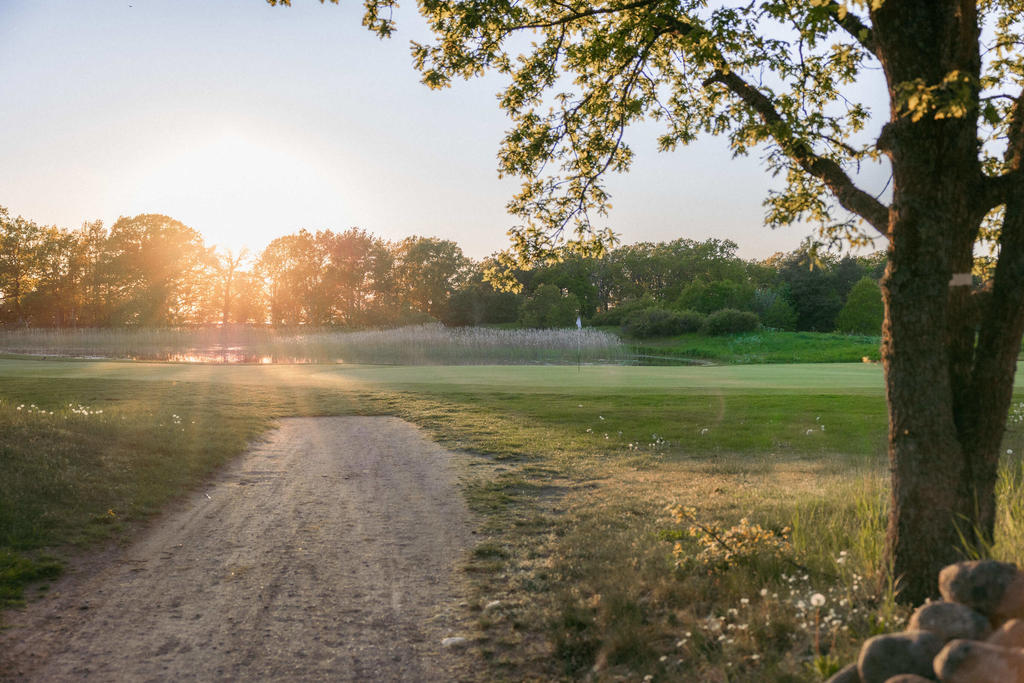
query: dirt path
[{"left": 0, "top": 417, "right": 479, "bottom": 681}]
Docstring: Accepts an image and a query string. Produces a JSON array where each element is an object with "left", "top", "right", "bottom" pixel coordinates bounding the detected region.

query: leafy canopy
[{"left": 270, "top": 1, "right": 1024, "bottom": 275}]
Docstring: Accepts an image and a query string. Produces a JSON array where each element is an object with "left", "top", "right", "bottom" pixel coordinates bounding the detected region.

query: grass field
[
  {"left": 3, "top": 359, "right": 1024, "bottom": 680},
  {"left": 632, "top": 330, "right": 883, "bottom": 364}
]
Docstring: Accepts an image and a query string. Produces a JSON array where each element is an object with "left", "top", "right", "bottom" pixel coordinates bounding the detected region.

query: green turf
[
  {"left": 0, "top": 357, "right": 893, "bottom": 393},
  {"left": 3, "top": 358, "right": 1023, "bottom": 680}
]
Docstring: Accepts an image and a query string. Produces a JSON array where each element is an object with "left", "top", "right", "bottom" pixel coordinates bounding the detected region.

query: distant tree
[
  {"left": 76, "top": 220, "right": 111, "bottom": 326},
  {"left": 526, "top": 253, "right": 601, "bottom": 317},
  {"left": 444, "top": 263, "right": 522, "bottom": 326},
  {"left": 212, "top": 248, "right": 250, "bottom": 326},
  {"left": 519, "top": 283, "right": 579, "bottom": 328},
  {"left": 604, "top": 238, "right": 746, "bottom": 304},
  {"left": 777, "top": 251, "right": 844, "bottom": 332},
  {"left": 0, "top": 207, "right": 44, "bottom": 324},
  {"left": 321, "top": 228, "right": 392, "bottom": 326},
  {"left": 836, "top": 277, "right": 884, "bottom": 336},
  {"left": 258, "top": 230, "right": 324, "bottom": 325},
  {"left": 858, "top": 251, "right": 889, "bottom": 281},
  {"left": 755, "top": 288, "right": 798, "bottom": 331},
  {"left": 587, "top": 296, "right": 654, "bottom": 327},
  {"left": 393, "top": 236, "right": 471, "bottom": 318},
  {"left": 225, "top": 270, "right": 267, "bottom": 325},
  {"left": 674, "top": 279, "right": 755, "bottom": 314},
  {"left": 103, "top": 214, "right": 212, "bottom": 326},
  {"left": 24, "top": 226, "right": 83, "bottom": 327},
  {"left": 833, "top": 256, "right": 866, "bottom": 300}
]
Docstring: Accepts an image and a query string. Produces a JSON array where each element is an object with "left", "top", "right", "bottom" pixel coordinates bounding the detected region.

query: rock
[
  {"left": 825, "top": 662, "right": 861, "bottom": 683},
  {"left": 858, "top": 631, "right": 943, "bottom": 683},
  {"left": 933, "top": 638, "right": 1024, "bottom": 682},
  {"left": 988, "top": 619, "right": 1024, "bottom": 649},
  {"left": 998, "top": 574, "right": 1024, "bottom": 622},
  {"left": 483, "top": 600, "right": 502, "bottom": 612},
  {"left": 883, "top": 676, "right": 934, "bottom": 683},
  {"left": 907, "top": 601, "right": 990, "bottom": 642},
  {"left": 441, "top": 636, "right": 469, "bottom": 648},
  {"left": 938, "top": 561, "right": 1019, "bottom": 618}
]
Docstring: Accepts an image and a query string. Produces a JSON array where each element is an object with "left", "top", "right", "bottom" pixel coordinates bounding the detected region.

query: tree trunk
[{"left": 873, "top": 0, "right": 1008, "bottom": 603}]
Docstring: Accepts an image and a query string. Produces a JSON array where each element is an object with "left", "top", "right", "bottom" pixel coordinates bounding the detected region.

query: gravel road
[{"left": 0, "top": 417, "right": 478, "bottom": 681}]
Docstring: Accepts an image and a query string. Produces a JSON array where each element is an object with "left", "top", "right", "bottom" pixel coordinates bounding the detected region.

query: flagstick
[{"left": 576, "top": 313, "right": 582, "bottom": 373}]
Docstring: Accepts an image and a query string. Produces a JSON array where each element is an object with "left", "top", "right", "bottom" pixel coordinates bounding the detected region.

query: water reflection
[{"left": 129, "top": 347, "right": 335, "bottom": 364}]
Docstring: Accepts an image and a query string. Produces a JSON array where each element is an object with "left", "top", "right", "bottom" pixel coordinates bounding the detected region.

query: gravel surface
[{"left": 0, "top": 417, "right": 478, "bottom": 681}]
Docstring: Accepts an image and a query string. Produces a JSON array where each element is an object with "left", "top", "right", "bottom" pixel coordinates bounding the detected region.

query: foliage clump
[
  {"left": 700, "top": 309, "right": 760, "bottom": 336},
  {"left": 835, "top": 277, "right": 884, "bottom": 335},
  {"left": 518, "top": 283, "right": 580, "bottom": 328},
  {"left": 667, "top": 505, "right": 792, "bottom": 570},
  {"left": 622, "top": 308, "right": 704, "bottom": 338}
]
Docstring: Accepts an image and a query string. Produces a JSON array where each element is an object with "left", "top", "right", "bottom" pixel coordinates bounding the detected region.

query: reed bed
[{"left": 0, "top": 324, "right": 631, "bottom": 365}]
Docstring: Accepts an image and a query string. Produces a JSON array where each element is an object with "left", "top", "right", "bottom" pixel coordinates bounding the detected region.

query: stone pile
[{"left": 827, "top": 560, "right": 1024, "bottom": 683}]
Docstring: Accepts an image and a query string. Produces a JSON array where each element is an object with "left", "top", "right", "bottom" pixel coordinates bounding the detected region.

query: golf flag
[{"left": 576, "top": 315, "right": 582, "bottom": 330}]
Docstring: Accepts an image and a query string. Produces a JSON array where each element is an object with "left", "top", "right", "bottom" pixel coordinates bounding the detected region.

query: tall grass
[
  {"left": 0, "top": 324, "right": 629, "bottom": 365},
  {"left": 992, "top": 451, "right": 1024, "bottom": 564}
]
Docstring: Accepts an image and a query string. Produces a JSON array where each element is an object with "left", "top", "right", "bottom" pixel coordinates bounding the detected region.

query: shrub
[
  {"left": 700, "top": 308, "right": 760, "bottom": 335},
  {"left": 760, "top": 295, "right": 798, "bottom": 331},
  {"left": 622, "top": 308, "right": 705, "bottom": 338},
  {"left": 835, "top": 277, "right": 883, "bottom": 335}
]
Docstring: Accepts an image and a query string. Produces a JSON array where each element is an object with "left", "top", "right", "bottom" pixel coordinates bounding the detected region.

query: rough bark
[{"left": 872, "top": 0, "right": 1005, "bottom": 603}]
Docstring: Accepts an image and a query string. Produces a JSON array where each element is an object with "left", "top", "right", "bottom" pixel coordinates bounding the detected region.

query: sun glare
[
  {"left": 132, "top": 128, "right": 303, "bottom": 199},
  {"left": 124, "top": 126, "right": 352, "bottom": 251}
]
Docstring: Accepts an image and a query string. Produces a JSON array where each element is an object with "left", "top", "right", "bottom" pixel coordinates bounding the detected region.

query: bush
[
  {"left": 759, "top": 295, "right": 798, "bottom": 331},
  {"left": 700, "top": 309, "right": 760, "bottom": 336},
  {"left": 622, "top": 308, "right": 705, "bottom": 338},
  {"left": 835, "top": 277, "right": 883, "bottom": 335}
]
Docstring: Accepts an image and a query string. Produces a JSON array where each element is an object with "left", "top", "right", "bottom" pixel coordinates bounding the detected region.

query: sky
[{"left": 0, "top": 0, "right": 890, "bottom": 261}]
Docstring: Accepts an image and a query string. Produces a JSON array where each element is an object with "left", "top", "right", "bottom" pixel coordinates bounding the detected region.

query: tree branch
[
  {"left": 822, "top": 1, "right": 876, "bottom": 55},
  {"left": 978, "top": 174, "right": 1010, "bottom": 218},
  {"left": 704, "top": 70, "right": 890, "bottom": 238},
  {"left": 976, "top": 89, "right": 1024, "bottom": 218},
  {"left": 506, "top": 0, "right": 663, "bottom": 31},
  {"left": 549, "top": 31, "right": 663, "bottom": 236},
  {"left": 1006, "top": 89, "right": 1024, "bottom": 173}
]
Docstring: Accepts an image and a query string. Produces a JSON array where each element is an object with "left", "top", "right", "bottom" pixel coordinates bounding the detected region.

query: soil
[{"left": 0, "top": 417, "right": 480, "bottom": 681}]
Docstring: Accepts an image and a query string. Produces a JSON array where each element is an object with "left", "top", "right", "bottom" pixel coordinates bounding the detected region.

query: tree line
[{"left": 0, "top": 206, "right": 886, "bottom": 335}]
